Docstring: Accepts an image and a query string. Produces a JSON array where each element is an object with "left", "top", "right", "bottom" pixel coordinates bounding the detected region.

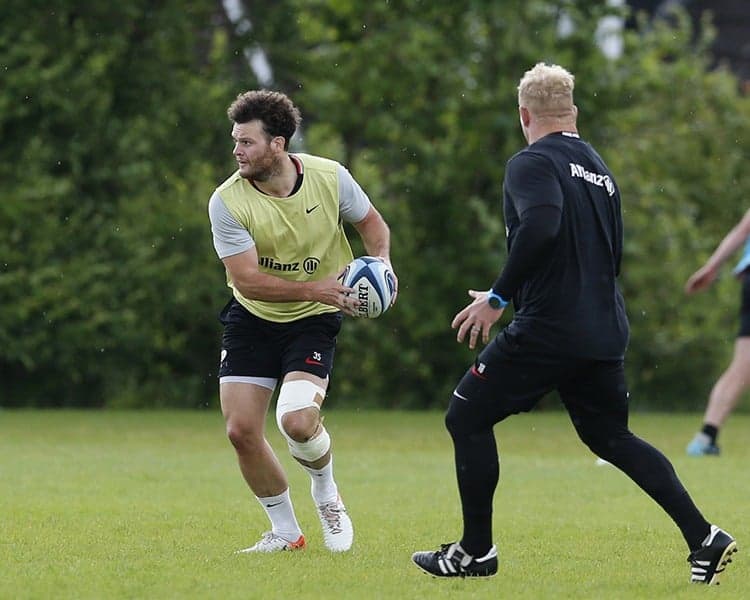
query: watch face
[{"left": 489, "top": 296, "right": 501, "bottom": 309}]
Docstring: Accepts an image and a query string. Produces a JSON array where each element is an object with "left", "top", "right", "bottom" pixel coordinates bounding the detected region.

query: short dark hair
[{"left": 227, "top": 90, "right": 301, "bottom": 149}]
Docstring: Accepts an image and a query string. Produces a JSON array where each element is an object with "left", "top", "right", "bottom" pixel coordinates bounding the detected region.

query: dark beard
[{"left": 243, "top": 153, "right": 282, "bottom": 182}]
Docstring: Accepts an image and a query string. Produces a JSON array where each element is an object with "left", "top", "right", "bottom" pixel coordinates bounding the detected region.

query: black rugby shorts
[
  {"left": 452, "top": 329, "right": 629, "bottom": 428},
  {"left": 739, "top": 273, "right": 750, "bottom": 338},
  {"left": 218, "top": 298, "right": 343, "bottom": 380}
]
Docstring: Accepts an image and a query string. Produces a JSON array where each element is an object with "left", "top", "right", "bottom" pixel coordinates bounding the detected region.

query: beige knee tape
[
  {"left": 288, "top": 425, "right": 330, "bottom": 462},
  {"left": 276, "top": 380, "right": 330, "bottom": 461}
]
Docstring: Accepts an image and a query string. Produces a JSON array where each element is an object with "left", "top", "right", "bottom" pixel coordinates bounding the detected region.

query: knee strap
[
  {"left": 288, "top": 425, "right": 331, "bottom": 462},
  {"left": 276, "top": 380, "right": 330, "bottom": 461}
]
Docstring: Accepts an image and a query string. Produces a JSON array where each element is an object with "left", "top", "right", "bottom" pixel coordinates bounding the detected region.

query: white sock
[
  {"left": 256, "top": 489, "right": 303, "bottom": 541},
  {"left": 303, "top": 456, "right": 339, "bottom": 505}
]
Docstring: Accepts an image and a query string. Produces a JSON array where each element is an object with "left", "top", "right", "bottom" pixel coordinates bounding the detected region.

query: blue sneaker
[{"left": 686, "top": 432, "right": 720, "bottom": 456}]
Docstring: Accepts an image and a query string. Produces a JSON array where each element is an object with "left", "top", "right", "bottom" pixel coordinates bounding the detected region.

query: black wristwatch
[{"left": 487, "top": 289, "right": 508, "bottom": 310}]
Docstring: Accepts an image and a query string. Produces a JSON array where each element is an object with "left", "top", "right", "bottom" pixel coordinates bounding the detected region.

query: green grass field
[{"left": 1, "top": 409, "right": 747, "bottom": 599}]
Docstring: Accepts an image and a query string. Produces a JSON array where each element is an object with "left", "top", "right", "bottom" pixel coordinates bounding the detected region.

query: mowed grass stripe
[{"left": 0, "top": 410, "right": 747, "bottom": 599}]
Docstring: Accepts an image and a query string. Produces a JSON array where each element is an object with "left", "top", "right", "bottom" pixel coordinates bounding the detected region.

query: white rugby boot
[
  {"left": 316, "top": 496, "right": 353, "bottom": 552},
  {"left": 236, "top": 531, "right": 306, "bottom": 553}
]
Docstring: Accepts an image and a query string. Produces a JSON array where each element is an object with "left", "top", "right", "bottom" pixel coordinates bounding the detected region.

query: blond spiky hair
[{"left": 518, "top": 63, "right": 575, "bottom": 119}]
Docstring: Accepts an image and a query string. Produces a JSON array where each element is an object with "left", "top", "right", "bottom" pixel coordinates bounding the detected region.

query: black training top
[{"left": 493, "top": 131, "right": 629, "bottom": 359}]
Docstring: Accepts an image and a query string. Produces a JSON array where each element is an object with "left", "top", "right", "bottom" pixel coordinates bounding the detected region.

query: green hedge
[{"left": 2, "top": 1, "right": 749, "bottom": 409}]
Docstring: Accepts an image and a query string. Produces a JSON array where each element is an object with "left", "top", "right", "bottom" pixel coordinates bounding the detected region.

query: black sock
[
  {"left": 577, "top": 419, "right": 711, "bottom": 551},
  {"left": 445, "top": 399, "right": 498, "bottom": 558},
  {"left": 701, "top": 424, "right": 719, "bottom": 444}
]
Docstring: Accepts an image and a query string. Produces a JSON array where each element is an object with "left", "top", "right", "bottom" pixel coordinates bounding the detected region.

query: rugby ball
[{"left": 339, "top": 256, "right": 396, "bottom": 318}]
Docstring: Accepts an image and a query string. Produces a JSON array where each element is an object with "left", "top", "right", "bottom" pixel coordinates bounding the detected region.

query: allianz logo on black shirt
[{"left": 569, "top": 162, "right": 615, "bottom": 197}]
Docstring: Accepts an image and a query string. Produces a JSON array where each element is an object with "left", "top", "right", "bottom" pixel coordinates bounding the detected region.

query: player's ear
[
  {"left": 271, "top": 135, "right": 286, "bottom": 152},
  {"left": 519, "top": 106, "right": 531, "bottom": 127}
]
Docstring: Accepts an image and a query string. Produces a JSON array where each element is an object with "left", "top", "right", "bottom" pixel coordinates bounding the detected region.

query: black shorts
[
  {"left": 739, "top": 273, "right": 750, "bottom": 337},
  {"left": 218, "top": 298, "right": 343, "bottom": 381},
  {"left": 453, "top": 329, "right": 629, "bottom": 427}
]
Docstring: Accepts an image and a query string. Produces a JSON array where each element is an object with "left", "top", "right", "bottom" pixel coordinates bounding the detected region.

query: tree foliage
[
  {"left": 2, "top": 1, "right": 749, "bottom": 409},
  {"left": 0, "top": 1, "right": 241, "bottom": 406}
]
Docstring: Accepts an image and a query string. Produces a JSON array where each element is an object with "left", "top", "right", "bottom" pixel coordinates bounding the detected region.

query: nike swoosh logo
[
  {"left": 453, "top": 389, "right": 469, "bottom": 401},
  {"left": 305, "top": 205, "right": 320, "bottom": 214},
  {"left": 265, "top": 501, "right": 283, "bottom": 508},
  {"left": 305, "top": 357, "right": 324, "bottom": 366}
]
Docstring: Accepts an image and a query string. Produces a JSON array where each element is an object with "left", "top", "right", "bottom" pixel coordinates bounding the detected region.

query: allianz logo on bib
[
  {"left": 259, "top": 256, "right": 300, "bottom": 272},
  {"left": 259, "top": 255, "right": 321, "bottom": 274},
  {"left": 569, "top": 162, "right": 615, "bottom": 196}
]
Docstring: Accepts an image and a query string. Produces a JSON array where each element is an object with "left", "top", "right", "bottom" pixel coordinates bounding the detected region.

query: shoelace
[
  {"left": 318, "top": 502, "right": 343, "bottom": 534},
  {"left": 435, "top": 543, "right": 472, "bottom": 568},
  {"left": 253, "top": 531, "right": 285, "bottom": 549}
]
